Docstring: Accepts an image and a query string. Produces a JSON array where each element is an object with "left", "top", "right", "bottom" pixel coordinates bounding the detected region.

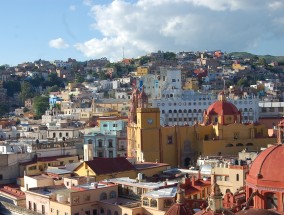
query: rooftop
[
  {"left": 106, "top": 177, "right": 178, "bottom": 189},
  {"left": 142, "top": 186, "right": 177, "bottom": 198}
]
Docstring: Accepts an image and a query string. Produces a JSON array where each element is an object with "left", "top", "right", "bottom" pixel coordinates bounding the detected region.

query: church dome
[
  {"left": 207, "top": 92, "right": 239, "bottom": 116},
  {"left": 236, "top": 208, "right": 280, "bottom": 215},
  {"left": 165, "top": 202, "right": 194, "bottom": 215},
  {"left": 204, "top": 92, "right": 241, "bottom": 125},
  {"left": 247, "top": 144, "right": 284, "bottom": 184},
  {"left": 166, "top": 187, "right": 194, "bottom": 215}
]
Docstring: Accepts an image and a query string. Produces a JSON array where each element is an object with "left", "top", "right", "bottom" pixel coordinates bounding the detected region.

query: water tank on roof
[{"left": 56, "top": 194, "right": 67, "bottom": 203}]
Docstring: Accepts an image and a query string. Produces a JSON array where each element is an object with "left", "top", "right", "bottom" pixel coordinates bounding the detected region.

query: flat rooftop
[{"left": 105, "top": 177, "right": 177, "bottom": 190}]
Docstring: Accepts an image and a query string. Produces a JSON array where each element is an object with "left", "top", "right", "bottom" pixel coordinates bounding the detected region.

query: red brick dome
[
  {"left": 165, "top": 202, "right": 194, "bottom": 215},
  {"left": 204, "top": 92, "right": 241, "bottom": 125},
  {"left": 246, "top": 144, "right": 284, "bottom": 186},
  {"left": 207, "top": 100, "right": 239, "bottom": 115}
]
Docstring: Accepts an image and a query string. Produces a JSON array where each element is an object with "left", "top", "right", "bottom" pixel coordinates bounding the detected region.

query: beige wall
[
  {"left": 212, "top": 164, "right": 249, "bottom": 194},
  {"left": 25, "top": 191, "right": 50, "bottom": 214},
  {"left": 50, "top": 185, "right": 118, "bottom": 215}
]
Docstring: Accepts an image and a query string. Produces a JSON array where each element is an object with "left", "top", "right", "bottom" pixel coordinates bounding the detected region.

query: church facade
[{"left": 127, "top": 88, "right": 276, "bottom": 167}]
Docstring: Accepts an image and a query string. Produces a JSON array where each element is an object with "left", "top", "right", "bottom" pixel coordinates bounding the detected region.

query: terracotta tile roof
[
  {"left": 84, "top": 157, "right": 136, "bottom": 175},
  {"left": 0, "top": 185, "right": 25, "bottom": 199}
]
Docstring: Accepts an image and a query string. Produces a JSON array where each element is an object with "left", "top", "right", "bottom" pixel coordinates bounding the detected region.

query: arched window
[
  {"left": 53, "top": 132, "right": 56, "bottom": 138},
  {"left": 198, "top": 109, "right": 202, "bottom": 113},
  {"left": 164, "top": 199, "right": 173, "bottom": 207},
  {"left": 169, "top": 110, "right": 172, "bottom": 113},
  {"left": 88, "top": 139, "right": 93, "bottom": 144},
  {"left": 265, "top": 192, "right": 278, "bottom": 210},
  {"left": 183, "top": 109, "right": 187, "bottom": 113},
  {"left": 249, "top": 108, "right": 253, "bottom": 112},
  {"left": 109, "top": 191, "right": 116, "bottom": 199},
  {"left": 100, "top": 192, "right": 107, "bottom": 200},
  {"left": 143, "top": 197, "right": 149, "bottom": 206},
  {"left": 98, "top": 139, "right": 103, "bottom": 147},
  {"left": 193, "top": 109, "right": 197, "bottom": 113},
  {"left": 59, "top": 132, "right": 62, "bottom": 138},
  {"left": 108, "top": 139, "right": 113, "bottom": 148},
  {"left": 114, "top": 212, "right": 119, "bottom": 215},
  {"left": 178, "top": 109, "right": 182, "bottom": 113},
  {"left": 236, "top": 143, "right": 244, "bottom": 147},
  {"left": 188, "top": 109, "right": 192, "bottom": 113},
  {"left": 107, "top": 210, "right": 112, "bottom": 215},
  {"left": 174, "top": 110, "right": 177, "bottom": 113},
  {"left": 150, "top": 199, "right": 157, "bottom": 207},
  {"left": 244, "top": 108, "right": 248, "bottom": 112},
  {"left": 100, "top": 208, "right": 105, "bottom": 215}
]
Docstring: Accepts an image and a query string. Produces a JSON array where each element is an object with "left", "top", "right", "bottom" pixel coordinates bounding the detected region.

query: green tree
[
  {"left": 164, "top": 52, "right": 176, "bottom": 60},
  {"left": 3, "top": 81, "right": 21, "bottom": 97},
  {"left": 237, "top": 78, "right": 249, "bottom": 87},
  {"left": 75, "top": 73, "right": 85, "bottom": 83},
  {"left": 0, "top": 104, "right": 9, "bottom": 116},
  {"left": 20, "top": 81, "right": 35, "bottom": 102},
  {"left": 33, "top": 96, "right": 49, "bottom": 118},
  {"left": 47, "top": 85, "right": 60, "bottom": 93}
]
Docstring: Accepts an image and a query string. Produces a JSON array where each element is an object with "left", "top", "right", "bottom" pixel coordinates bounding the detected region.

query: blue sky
[{"left": 1, "top": 0, "right": 284, "bottom": 66}]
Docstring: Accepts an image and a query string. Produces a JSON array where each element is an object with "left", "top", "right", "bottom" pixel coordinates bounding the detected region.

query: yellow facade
[
  {"left": 136, "top": 66, "right": 149, "bottom": 76},
  {"left": 127, "top": 107, "right": 276, "bottom": 167},
  {"left": 23, "top": 155, "right": 79, "bottom": 176},
  {"left": 74, "top": 162, "right": 137, "bottom": 181},
  {"left": 232, "top": 63, "right": 246, "bottom": 71},
  {"left": 183, "top": 78, "right": 199, "bottom": 90}
]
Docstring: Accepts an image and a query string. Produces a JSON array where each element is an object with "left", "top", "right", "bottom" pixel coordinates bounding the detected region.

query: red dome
[
  {"left": 165, "top": 202, "right": 194, "bottom": 215},
  {"left": 247, "top": 144, "right": 284, "bottom": 186},
  {"left": 207, "top": 100, "right": 239, "bottom": 116}
]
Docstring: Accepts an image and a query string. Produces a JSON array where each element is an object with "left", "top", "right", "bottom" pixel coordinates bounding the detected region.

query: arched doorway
[
  {"left": 265, "top": 192, "right": 278, "bottom": 210},
  {"left": 184, "top": 157, "right": 191, "bottom": 167}
]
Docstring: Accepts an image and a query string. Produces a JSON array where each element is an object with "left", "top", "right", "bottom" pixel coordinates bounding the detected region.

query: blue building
[{"left": 83, "top": 117, "right": 127, "bottom": 158}]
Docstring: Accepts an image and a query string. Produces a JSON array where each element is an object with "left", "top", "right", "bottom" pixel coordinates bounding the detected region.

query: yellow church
[{"left": 127, "top": 89, "right": 276, "bottom": 167}]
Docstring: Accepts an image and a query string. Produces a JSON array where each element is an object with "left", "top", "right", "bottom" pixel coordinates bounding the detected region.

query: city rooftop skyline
[{"left": 1, "top": 0, "right": 284, "bottom": 66}]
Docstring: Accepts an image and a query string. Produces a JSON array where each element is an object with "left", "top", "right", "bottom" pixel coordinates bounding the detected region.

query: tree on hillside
[
  {"left": 0, "top": 104, "right": 9, "bottom": 117},
  {"left": 33, "top": 96, "right": 49, "bottom": 118},
  {"left": 20, "top": 81, "right": 35, "bottom": 102},
  {"left": 3, "top": 81, "right": 21, "bottom": 97}
]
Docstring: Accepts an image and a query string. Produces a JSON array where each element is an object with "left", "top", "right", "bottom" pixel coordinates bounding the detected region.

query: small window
[
  {"left": 100, "top": 192, "right": 107, "bottom": 200},
  {"left": 109, "top": 191, "right": 116, "bottom": 199},
  {"left": 167, "top": 136, "right": 173, "bottom": 144},
  {"left": 143, "top": 197, "right": 149, "bottom": 206},
  {"left": 103, "top": 124, "right": 108, "bottom": 127},
  {"left": 150, "top": 199, "right": 157, "bottom": 207},
  {"left": 236, "top": 174, "right": 239, "bottom": 181}
]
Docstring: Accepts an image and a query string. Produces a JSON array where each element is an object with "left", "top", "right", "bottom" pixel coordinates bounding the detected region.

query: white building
[{"left": 140, "top": 68, "right": 259, "bottom": 126}]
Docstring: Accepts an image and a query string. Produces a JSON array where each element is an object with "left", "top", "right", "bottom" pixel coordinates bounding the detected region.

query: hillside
[{"left": 229, "top": 52, "right": 284, "bottom": 63}]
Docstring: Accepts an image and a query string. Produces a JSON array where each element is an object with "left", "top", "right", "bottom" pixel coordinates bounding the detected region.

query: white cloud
[
  {"left": 74, "top": 0, "right": 284, "bottom": 60},
  {"left": 269, "top": 1, "right": 284, "bottom": 10},
  {"left": 49, "top": 38, "right": 69, "bottom": 49},
  {"left": 69, "top": 5, "right": 76, "bottom": 11},
  {"left": 83, "top": 0, "right": 93, "bottom": 6}
]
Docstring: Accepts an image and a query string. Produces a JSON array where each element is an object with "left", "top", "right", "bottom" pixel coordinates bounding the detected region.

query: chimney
[
  {"left": 191, "top": 175, "right": 195, "bottom": 186},
  {"left": 198, "top": 170, "right": 201, "bottom": 180}
]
